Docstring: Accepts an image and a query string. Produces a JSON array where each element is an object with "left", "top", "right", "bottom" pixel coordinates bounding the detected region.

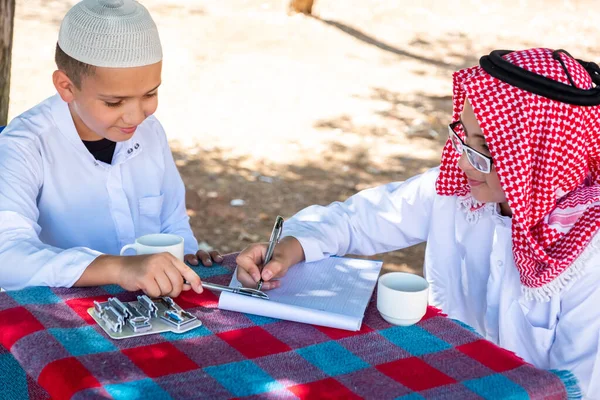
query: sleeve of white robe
[
  {"left": 152, "top": 120, "right": 199, "bottom": 255},
  {"left": 549, "top": 260, "right": 600, "bottom": 398},
  {"left": 0, "top": 126, "right": 101, "bottom": 290},
  {"left": 281, "top": 167, "right": 439, "bottom": 262}
]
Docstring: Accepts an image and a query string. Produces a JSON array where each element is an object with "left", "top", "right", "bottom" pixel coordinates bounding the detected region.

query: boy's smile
[{"left": 53, "top": 61, "right": 162, "bottom": 142}]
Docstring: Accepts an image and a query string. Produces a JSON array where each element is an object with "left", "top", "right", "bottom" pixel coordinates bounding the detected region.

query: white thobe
[
  {"left": 282, "top": 168, "right": 600, "bottom": 397},
  {"left": 0, "top": 94, "right": 198, "bottom": 290}
]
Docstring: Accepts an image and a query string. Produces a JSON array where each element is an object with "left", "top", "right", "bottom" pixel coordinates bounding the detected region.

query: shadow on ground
[
  {"left": 311, "top": 15, "right": 479, "bottom": 71},
  {"left": 176, "top": 136, "right": 439, "bottom": 275}
]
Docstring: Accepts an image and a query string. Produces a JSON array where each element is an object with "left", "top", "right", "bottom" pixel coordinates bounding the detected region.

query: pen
[
  {"left": 202, "top": 282, "right": 270, "bottom": 300},
  {"left": 184, "top": 272, "right": 270, "bottom": 300},
  {"left": 258, "top": 215, "right": 284, "bottom": 291}
]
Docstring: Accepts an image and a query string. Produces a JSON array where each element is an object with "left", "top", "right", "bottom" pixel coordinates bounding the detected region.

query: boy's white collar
[{"left": 50, "top": 94, "right": 143, "bottom": 167}]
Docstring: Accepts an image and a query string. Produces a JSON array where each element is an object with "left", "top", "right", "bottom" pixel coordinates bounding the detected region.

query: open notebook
[{"left": 219, "top": 257, "right": 383, "bottom": 331}]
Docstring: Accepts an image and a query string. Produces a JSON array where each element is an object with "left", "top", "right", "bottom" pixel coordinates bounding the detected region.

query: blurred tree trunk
[
  {"left": 1, "top": 0, "right": 16, "bottom": 125},
  {"left": 289, "top": 0, "right": 314, "bottom": 15}
]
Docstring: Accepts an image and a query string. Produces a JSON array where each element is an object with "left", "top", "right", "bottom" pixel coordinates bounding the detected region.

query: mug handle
[{"left": 120, "top": 244, "right": 139, "bottom": 256}]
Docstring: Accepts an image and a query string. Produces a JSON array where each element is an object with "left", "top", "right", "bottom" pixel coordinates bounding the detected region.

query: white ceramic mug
[
  {"left": 377, "top": 272, "right": 429, "bottom": 326},
  {"left": 120, "top": 234, "right": 184, "bottom": 260}
]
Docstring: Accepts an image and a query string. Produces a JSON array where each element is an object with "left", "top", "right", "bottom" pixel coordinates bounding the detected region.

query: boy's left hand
[{"left": 185, "top": 250, "right": 223, "bottom": 267}]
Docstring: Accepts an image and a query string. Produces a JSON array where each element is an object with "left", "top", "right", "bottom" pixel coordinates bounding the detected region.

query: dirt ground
[{"left": 8, "top": 0, "right": 600, "bottom": 275}]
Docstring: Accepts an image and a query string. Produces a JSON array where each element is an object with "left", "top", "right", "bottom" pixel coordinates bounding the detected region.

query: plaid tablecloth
[{"left": 0, "top": 254, "right": 580, "bottom": 400}]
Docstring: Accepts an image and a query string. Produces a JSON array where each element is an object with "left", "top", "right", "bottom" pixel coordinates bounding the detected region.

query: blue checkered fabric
[{"left": 0, "top": 254, "right": 581, "bottom": 399}]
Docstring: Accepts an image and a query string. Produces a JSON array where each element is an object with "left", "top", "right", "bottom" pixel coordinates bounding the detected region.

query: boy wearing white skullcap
[{"left": 0, "top": 0, "right": 219, "bottom": 297}]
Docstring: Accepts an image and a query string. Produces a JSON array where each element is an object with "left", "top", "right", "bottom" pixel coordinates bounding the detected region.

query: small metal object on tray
[
  {"left": 94, "top": 301, "right": 125, "bottom": 333},
  {"left": 158, "top": 296, "right": 198, "bottom": 329},
  {"left": 136, "top": 295, "right": 158, "bottom": 318}
]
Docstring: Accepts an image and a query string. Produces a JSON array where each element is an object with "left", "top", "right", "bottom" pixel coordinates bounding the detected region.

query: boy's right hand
[
  {"left": 117, "top": 253, "right": 203, "bottom": 298},
  {"left": 236, "top": 236, "right": 305, "bottom": 290}
]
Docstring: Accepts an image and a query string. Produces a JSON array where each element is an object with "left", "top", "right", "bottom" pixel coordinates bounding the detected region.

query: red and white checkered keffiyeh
[{"left": 436, "top": 48, "right": 600, "bottom": 301}]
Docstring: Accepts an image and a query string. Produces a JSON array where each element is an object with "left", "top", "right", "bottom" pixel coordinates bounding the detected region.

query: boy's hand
[
  {"left": 236, "top": 236, "right": 305, "bottom": 290},
  {"left": 118, "top": 253, "right": 203, "bottom": 298},
  {"left": 185, "top": 250, "right": 223, "bottom": 267}
]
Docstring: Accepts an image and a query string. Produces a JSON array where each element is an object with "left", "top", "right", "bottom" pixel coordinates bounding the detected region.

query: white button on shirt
[
  {"left": 282, "top": 167, "right": 600, "bottom": 397},
  {"left": 0, "top": 94, "right": 198, "bottom": 290}
]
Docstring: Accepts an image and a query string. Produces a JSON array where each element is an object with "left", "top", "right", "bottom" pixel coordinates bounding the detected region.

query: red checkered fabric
[
  {"left": 436, "top": 48, "right": 600, "bottom": 301},
  {"left": 0, "top": 254, "right": 579, "bottom": 399}
]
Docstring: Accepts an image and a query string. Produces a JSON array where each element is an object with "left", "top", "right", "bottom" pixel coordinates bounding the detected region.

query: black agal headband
[{"left": 479, "top": 49, "right": 600, "bottom": 106}]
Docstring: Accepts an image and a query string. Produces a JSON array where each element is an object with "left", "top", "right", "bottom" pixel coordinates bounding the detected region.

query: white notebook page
[{"left": 218, "top": 257, "right": 382, "bottom": 331}]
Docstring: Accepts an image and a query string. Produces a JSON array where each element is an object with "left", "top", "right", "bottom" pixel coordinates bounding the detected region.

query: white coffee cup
[
  {"left": 120, "top": 234, "right": 184, "bottom": 260},
  {"left": 377, "top": 272, "right": 429, "bottom": 326}
]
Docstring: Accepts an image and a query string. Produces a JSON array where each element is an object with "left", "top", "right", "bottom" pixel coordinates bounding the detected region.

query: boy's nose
[
  {"left": 458, "top": 151, "right": 473, "bottom": 173},
  {"left": 123, "top": 103, "right": 146, "bottom": 126}
]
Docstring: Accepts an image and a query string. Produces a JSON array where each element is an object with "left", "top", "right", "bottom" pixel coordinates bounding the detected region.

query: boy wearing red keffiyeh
[{"left": 236, "top": 48, "right": 600, "bottom": 396}]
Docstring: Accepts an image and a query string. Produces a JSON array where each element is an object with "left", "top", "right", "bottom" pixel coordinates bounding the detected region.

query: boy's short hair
[{"left": 54, "top": 43, "right": 95, "bottom": 89}]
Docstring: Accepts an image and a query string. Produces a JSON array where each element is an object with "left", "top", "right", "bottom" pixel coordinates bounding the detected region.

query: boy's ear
[{"left": 52, "top": 70, "right": 76, "bottom": 103}]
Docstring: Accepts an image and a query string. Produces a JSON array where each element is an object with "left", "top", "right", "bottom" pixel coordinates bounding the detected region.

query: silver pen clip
[
  {"left": 184, "top": 262, "right": 270, "bottom": 300},
  {"left": 202, "top": 282, "right": 270, "bottom": 300}
]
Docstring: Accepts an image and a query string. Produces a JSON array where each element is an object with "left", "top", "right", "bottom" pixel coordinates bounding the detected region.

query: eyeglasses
[{"left": 448, "top": 121, "right": 493, "bottom": 174}]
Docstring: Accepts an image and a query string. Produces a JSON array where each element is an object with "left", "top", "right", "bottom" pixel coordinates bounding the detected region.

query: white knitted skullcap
[{"left": 58, "top": 0, "right": 162, "bottom": 68}]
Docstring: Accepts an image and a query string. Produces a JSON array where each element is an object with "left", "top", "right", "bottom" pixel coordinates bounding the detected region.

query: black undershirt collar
[{"left": 82, "top": 138, "right": 117, "bottom": 164}]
